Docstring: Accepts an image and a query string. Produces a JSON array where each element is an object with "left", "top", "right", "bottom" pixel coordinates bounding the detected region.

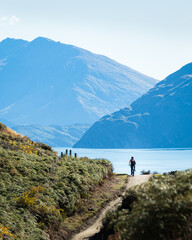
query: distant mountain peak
[
  {"left": 31, "top": 36, "right": 55, "bottom": 43},
  {"left": 1, "top": 37, "right": 28, "bottom": 44},
  {"left": 0, "top": 37, "right": 158, "bottom": 128}
]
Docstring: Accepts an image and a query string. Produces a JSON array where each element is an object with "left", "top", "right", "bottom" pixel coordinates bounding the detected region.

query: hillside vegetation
[
  {"left": 96, "top": 170, "right": 192, "bottom": 240},
  {"left": 0, "top": 122, "right": 113, "bottom": 239}
]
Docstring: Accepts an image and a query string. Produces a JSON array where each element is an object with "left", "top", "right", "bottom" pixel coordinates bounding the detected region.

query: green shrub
[
  {"left": 103, "top": 170, "right": 192, "bottom": 240},
  {"left": 0, "top": 123, "right": 113, "bottom": 239},
  {"left": 140, "top": 169, "right": 151, "bottom": 175},
  {"left": 0, "top": 128, "right": 113, "bottom": 239}
]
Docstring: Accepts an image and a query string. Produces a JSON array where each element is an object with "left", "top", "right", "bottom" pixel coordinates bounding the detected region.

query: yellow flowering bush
[
  {"left": 16, "top": 186, "right": 63, "bottom": 225},
  {"left": 16, "top": 186, "right": 45, "bottom": 207},
  {"left": 0, "top": 224, "right": 15, "bottom": 239},
  {"left": 9, "top": 139, "right": 39, "bottom": 155}
]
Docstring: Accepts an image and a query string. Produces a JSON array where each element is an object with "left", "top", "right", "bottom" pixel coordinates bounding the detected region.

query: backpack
[{"left": 131, "top": 159, "right": 136, "bottom": 166}]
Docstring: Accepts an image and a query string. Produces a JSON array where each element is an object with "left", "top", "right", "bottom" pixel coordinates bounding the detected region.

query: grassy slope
[
  {"left": 0, "top": 122, "right": 121, "bottom": 240},
  {"left": 95, "top": 171, "right": 192, "bottom": 240}
]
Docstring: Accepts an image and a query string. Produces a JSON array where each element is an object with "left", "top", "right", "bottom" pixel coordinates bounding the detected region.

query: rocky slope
[{"left": 74, "top": 63, "right": 192, "bottom": 148}]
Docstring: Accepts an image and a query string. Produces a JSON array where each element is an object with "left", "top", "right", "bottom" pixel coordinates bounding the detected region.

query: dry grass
[
  {"left": 5, "top": 127, "right": 23, "bottom": 138},
  {"left": 0, "top": 122, "right": 24, "bottom": 138}
]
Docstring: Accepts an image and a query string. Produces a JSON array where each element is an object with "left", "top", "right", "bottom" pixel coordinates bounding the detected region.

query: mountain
[
  {"left": 12, "top": 124, "right": 90, "bottom": 147},
  {"left": 0, "top": 118, "right": 15, "bottom": 127},
  {"left": 0, "top": 37, "right": 157, "bottom": 127},
  {"left": 74, "top": 63, "right": 192, "bottom": 148}
]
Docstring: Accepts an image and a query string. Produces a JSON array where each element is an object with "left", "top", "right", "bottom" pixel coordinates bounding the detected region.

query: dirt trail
[{"left": 71, "top": 174, "right": 152, "bottom": 240}]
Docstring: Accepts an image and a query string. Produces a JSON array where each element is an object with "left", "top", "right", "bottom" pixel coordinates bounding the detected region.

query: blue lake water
[{"left": 54, "top": 147, "right": 192, "bottom": 174}]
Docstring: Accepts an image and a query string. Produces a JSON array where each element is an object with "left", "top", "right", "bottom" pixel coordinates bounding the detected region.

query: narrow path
[{"left": 71, "top": 174, "right": 152, "bottom": 240}]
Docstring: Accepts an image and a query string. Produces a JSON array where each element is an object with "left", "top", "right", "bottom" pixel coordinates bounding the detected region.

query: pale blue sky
[{"left": 1, "top": 0, "right": 192, "bottom": 79}]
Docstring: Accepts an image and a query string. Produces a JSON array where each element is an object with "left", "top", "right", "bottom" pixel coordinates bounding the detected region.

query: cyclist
[{"left": 129, "top": 156, "right": 136, "bottom": 176}]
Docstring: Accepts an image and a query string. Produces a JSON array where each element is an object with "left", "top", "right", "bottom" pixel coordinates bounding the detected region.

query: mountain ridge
[
  {"left": 12, "top": 124, "right": 90, "bottom": 147},
  {"left": 0, "top": 37, "right": 158, "bottom": 146},
  {"left": 74, "top": 62, "right": 192, "bottom": 148},
  {"left": 0, "top": 36, "right": 158, "bottom": 126}
]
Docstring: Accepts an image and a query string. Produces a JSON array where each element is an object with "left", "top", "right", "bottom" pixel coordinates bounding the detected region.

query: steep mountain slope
[
  {"left": 0, "top": 37, "right": 157, "bottom": 126},
  {"left": 12, "top": 124, "right": 90, "bottom": 147},
  {"left": 74, "top": 63, "right": 192, "bottom": 148}
]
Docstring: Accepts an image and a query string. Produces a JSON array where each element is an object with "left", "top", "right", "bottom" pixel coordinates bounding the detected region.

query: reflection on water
[{"left": 54, "top": 147, "right": 192, "bottom": 174}]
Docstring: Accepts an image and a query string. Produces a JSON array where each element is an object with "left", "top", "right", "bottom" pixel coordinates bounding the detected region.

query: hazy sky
[{"left": 1, "top": 0, "right": 192, "bottom": 79}]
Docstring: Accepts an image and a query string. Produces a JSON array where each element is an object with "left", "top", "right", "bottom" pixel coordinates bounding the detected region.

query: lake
[{"left": 54, "top": 147, "right": 192, "bottom": 174}]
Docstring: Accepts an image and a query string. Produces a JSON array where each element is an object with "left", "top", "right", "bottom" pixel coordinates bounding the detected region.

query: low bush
[
  {"left": 102, "top": 170, "right": 192, "bottom": 240},
  {"left": 140, "top": 169, "right": 151, "bottom": 175}
]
